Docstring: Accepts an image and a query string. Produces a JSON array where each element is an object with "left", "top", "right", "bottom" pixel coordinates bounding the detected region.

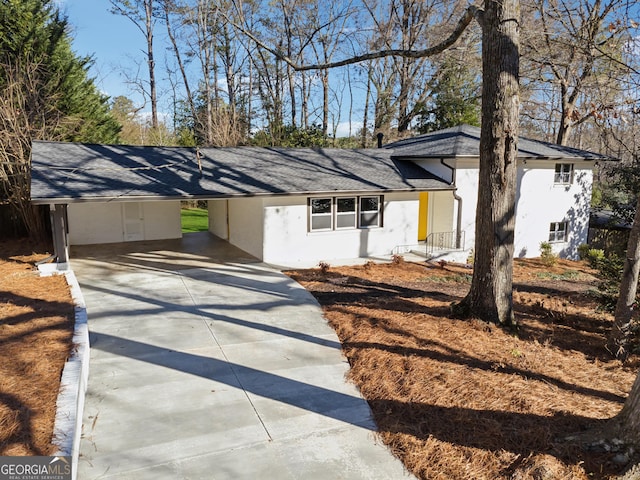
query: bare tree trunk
[
  {"left": 612, "top": 369, "right": 640, "bottom": 448},
  {"left": 196, "top": 0, "right": 214, "bottom": 144},
  {"left": 346, "top": 66, "right": 353, "bottom": 138},
  {"left": 145, "top": 0, "right": 158, "bottom": 130},
  {"left": 301, "top": 72, "right": 309, "bottom": 128},
  {"left": 455, "top": 0, "right": 520, "bottom": 326},
  {"left": 361, "top": 62, "right": 373, "bottom": 147},
  {"left": 396, "top": 0, "right": 412, "bottom": 134},
  {"left": 373, "top": 64, "right": 394, "bottom": 138},
  {"left": 163, "top": 2, "right": 196, "bottom": 120},
  {"left": 222, "top": 23, "right": 236, "bottom": 115},
  {"left": 322, "top": 67, "right": 329, "bottom": 137},
  {"left": 279, "top": 0, "right": 296, "bottom": 127},
  {"left": 607, "top": 195, "right": 640, "bottom": 359},
  {"left": 248, "top": 61, "right": 253, "bottom": 135},
  {"left": 556, "top": 82, "right": 573, "bottom": 146},
  {"left": 110, "top": 0, "right": 159, "bottom": 130}
]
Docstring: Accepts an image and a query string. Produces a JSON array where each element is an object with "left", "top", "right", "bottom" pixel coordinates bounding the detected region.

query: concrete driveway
[{"left": 71, "top": 233, "right": 412, "bottom": 479}]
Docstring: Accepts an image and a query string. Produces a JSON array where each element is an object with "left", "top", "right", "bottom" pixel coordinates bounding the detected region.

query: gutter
[
  {"left": 440, "top": 159, "right": 464, "bottom": 249},
  {"left": 30, "top": 186, "right": 457, "bottom": 205}
]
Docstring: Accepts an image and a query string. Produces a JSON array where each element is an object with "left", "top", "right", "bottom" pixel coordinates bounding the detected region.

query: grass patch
[
  {"left": 535, "top": 269, "right": 579, "bottom": 281},
  {"left": 419, "top": 273, "right": 472, "bottom": 284},
  {"left": 181, "top": 208, "right": 208, "bottom": 233}
]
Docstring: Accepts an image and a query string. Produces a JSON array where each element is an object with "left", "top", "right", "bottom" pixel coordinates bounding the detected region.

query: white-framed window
[
  {"left": 336, "top": 197, "right": 357, "bottom": 229},
  {"left": 359, "top": 196, "right": 382, "bottom": 228},
  {"left": 549, "top": 221, "right": 568, "bottom": 242},
  {"left": 309, "top": 196, "right": 383, "bottom": 232},
  {"left": 310, "top": 198, "right": 333, "bottom": 231},
  {"left": 554, "top": 163, "right": 573, "bottom": 185}
]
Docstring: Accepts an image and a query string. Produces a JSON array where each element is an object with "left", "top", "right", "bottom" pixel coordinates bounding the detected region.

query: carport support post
[{"left": 50, "top": 204, "right": 69, "bottom": 264}]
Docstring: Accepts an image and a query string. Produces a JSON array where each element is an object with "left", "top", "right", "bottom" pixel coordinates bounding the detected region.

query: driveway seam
[{"left": 179, "top": 270, "right": 275, "bottom": 442}]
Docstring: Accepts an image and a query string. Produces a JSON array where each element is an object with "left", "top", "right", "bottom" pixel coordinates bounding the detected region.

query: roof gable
[{"left": 386, "top": 124, "right": 611, "bottom": 161}]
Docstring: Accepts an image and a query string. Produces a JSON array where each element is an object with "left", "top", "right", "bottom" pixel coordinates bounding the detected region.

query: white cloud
[{"left": 334, "top": 121, "right": 359, "bottom": 138}]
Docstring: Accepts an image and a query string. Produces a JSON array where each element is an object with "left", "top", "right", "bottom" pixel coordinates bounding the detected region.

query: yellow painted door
[{"left": 418, "top": 192, "right": 429, "bottom": 241}]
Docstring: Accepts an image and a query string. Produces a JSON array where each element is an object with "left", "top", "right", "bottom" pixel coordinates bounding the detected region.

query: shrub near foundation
[{"left": 539, "top": 241, "right": 557, "bottom": 266}]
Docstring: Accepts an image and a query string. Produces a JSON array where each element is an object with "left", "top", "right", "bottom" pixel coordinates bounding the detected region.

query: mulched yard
[
  {"left": 287, "top": 258, "right": 640, "bottom": 480},
  {"left": 0, "top": 240, "right": 75, "bottom": 456}
]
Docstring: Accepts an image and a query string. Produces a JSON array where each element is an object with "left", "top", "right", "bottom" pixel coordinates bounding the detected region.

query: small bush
[
  {"left": 466, "top": 249, "right": 475, "bottom": 266},
  {"left": 392, "top": 254, "right": 405, "bottom": 265},
  {"left": 585, "top": 248, "right": 605, "bottom": 268},
  {"left": 590, "top": 253, "right": 623, "bottom": 312},
  {"left": 318, "top": 261, "right": 330, "bottom": 274},
  {"left": 577, "top": 243, "right": 590, "bottom": 260},
  {"left": 539, "top": 241, "right": 557, "bottom": 266}
]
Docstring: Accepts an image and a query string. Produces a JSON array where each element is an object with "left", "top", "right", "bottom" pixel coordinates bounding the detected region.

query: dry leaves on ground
[
  {"left": 287, "top": 258, "right": 639, "bottom": 480},
  {"left": 0, "top": 240, "right": 74, "bottom": 456}
]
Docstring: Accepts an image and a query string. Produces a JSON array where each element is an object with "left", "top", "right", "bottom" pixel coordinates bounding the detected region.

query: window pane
[
  {"left": 311, "top": 198, "right": 332, "bottom": 214},
  {"left": 337, "top": 197, "right": 356, "bottom": 212},
  {"left": 360, "top": 212, "right": 379, "bottom": 227},
  {"left": 360, "top": 197, "right": 379, "bottom": 212},
  {"left": 549, "top": 222, "right": 567, "bottom": 242},
  {"left": 554, "top": 164, "right": 572, "bottom": 184},
  {"left": 336, "top": 213, "right": 356, "bottom": 228},
  {"left": 311, "top": 215, "right": 332, "bottom": 230}
]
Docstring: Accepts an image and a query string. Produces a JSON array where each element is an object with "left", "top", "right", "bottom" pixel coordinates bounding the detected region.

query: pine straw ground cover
[
  {"left": 0, "top": 240, "right": 74, "bottom": 455},
  {"left": 287, "top": 258, "right": 640, "bottom": 480}
]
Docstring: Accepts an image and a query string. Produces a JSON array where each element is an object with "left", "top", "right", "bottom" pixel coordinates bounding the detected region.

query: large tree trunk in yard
[
  {"left": 454, "top": 0, "right": 520, "bottom": 326},
  {"left": 614, "top": 372, "right": 640, "bottom": 445},
  {"left": 608, "top": 195, "right": 640, "bottom": 359}
]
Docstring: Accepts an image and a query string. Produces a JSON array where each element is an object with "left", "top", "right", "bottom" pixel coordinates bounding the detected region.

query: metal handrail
[{"left": 425, "top": 230, "right": 465, "bottom": 254}]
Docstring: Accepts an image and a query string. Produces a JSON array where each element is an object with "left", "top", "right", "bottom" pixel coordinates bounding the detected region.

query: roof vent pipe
[{"left": 377, "top": 132, "right": 384, "bottom": 148}]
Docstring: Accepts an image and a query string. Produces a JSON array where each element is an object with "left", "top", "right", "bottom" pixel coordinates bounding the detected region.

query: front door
[
  {"left": 418, "top": 192, "right": 429, "bottom": 241},
  {"left": 123, "top": 202, "right": 144, "bottom": 241}
]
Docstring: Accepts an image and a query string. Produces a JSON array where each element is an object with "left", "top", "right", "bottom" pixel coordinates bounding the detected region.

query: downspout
[
  {"left": 440, "top": 159, "right": 463, "bottom": 249},
  {"left": 226, "top": 199, "right": 230, "bottom": 240}
]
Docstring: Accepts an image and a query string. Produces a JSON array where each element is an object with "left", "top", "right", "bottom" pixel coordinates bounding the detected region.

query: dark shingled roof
[
  {"left": 30, "top": 142, "right": 453, "bottom": 203},
  {"left": 386, "top": 124, "right": 611, "bottom": 161}
]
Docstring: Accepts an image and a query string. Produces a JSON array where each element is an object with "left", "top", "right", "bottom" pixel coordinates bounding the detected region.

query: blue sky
[{"left": 61, "top": 0, "right": 150, "bottom": 106}]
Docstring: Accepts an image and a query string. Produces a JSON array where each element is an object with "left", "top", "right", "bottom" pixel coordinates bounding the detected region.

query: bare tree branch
[{"left": 225, "top": 4, "right": 482, "bottom": 72}]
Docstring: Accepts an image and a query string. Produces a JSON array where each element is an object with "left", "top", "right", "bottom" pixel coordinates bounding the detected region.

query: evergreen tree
[
  {"left": 417, "top": 55, "right": 481, "bottom": 133},
  {"left": 0, "top": 0, "right": 120, "bottom": 238}
]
